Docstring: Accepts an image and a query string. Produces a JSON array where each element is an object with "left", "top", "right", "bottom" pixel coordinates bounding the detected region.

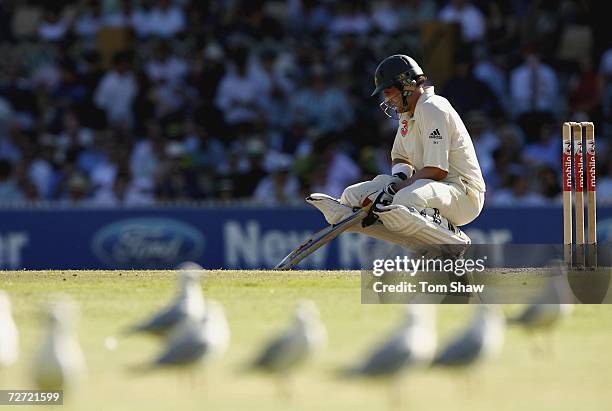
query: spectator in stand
[
  {"left": 393, "top": 0, "right": 438, "bottom": 54},
  {"left": 287, "top": 0, "right": 333, "bottom": 36},
  {"left": 94, "top": 51, "right": 138, "bottom": 128},
  {"left": 130, "top": 121, "right": 165, "bottom": 191},
  {"left": 482, "top": 1, "right": 521, "bottom": 57},
  {"left": 509, "top": 45, "right": 559, "bottom": 141},
  {"left": 195, "top": 42, "right": 226, "bottom": 104},
  {"left": 89, "top": 140, "right": 129, "bottom": 199},
  {"left": 54, "top": 109, "right": 94, "bottom": 154},
  {"left": 370, "top": 0, "right": 437, "bottom": 35},
  {"left": 307, "top": 135, "right": 360, "bottom": 199},
  {"left": 597, "top": 146, "right": 612, "bottom": 205},
  {"left": 219, "top": 137, "right": 267, "bottom": 199},
  {"left": 155, "top": 141, "right": 196, "bottom": 201},
  {"left": 182, "top": 119, "right": 226, "bottom": 198},
  {"left": 38, "top": 6, "right": 68, "bottom": 42},
  {"left": 289, "top": 65, "right": 354, "bottom": 134},
  {"left": 52, "top": 60, "right": 89, "bottom": 109},
  {"left": 102, "top": 0, "right": 135, "bottom": 29},
  {"left": 489, "top": 166, "right": 547, "bottom": 206},
  {"left": 77, "top": 50, "right": 105, "bottom": 105},
  {"left": 214, "top": 44, "right": 267, "bottom": 127},
  {"left": 329, "top": 1, "right": 371, "bottom": 36},
  {"left": 0, "top": 159, "right": 25, "bottom": 204},
  {"left": 91, "top": 171, "right": 154, "bottom": 206},
  {"left": 251, "top": 48, "right": 294, "bottom": 129},
  {"left": 473, "top": 46, "right": 509, "bottom": 115},
  {"left": 522, "top": 121, "right": 560, "bottom": 170},
  {"left": 254, "top": 154, "right": 300, "bottom": 205},
  {"left": 27, "top": 140, "right": 58, "bottom": 200},
  {"left": 441, "top": 52, "right": 502, "bottom": 118},
  {"left": 127, "top": 0, "right": 154, "bottom": 37},
  {"left": 464, "top": 110, "right": 498, "bottom": 179},
  {"left": 148, "top": 0, "right": 185, "bottom": 38},
  {"left": 568, "top": 56, "right": 602, "bottom": 121},
  {"left": 62, "top": 172, "right": 91, "bottom": 203},
  {"left": 0, "top": 101, "right": 20, "bottom": 162},
  {"left": 145, "top": 42, "right": 189, "bottom": 117},
  {"left": 145, "top": 42, "right": 188, "bottom": 85},
  {"left": 600, "top": 46, "right": 612, "bottom": 135},
  {"left": 537, "top": 165, "right": 562, "bottom": 203},
  {"left": 438, "top": 0, "right": 486, "bottom": 44},
  {"left": 73, "top": 0, "right": 102, "bottom": 40}
]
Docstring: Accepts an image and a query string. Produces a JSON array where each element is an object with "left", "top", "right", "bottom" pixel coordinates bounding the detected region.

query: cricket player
[{"left": 307, "top": 54, "right": 486, "bottom": 252}]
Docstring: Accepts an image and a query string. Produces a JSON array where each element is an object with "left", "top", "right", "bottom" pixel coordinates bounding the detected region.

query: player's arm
[{"left": 390, "top": 164, "right": 447, "bottom": 192}]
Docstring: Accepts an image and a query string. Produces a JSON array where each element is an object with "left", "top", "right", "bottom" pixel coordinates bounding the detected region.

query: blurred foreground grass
[{"left": 2, "top": 270, "right": 612, "bottom": 411}]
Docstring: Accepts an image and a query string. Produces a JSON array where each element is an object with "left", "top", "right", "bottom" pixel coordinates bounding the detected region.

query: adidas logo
[{"left": 428, "top": 129, "right": 442, "bottom": 139}]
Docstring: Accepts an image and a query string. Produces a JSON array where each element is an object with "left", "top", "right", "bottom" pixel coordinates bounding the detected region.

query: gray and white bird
[
  {"left": 149, "top": 299, "right": 230, "bottom": 370},
  {"left": 0, "top": 291, "right": 19, "bottom": 369},
  {"left": 342, "top": 304, "right": 437, "bottom": 378},
  {"left": 31, "top": 294, "right": 87, "bottom": 392},
  {"left": 248, "top": 300, "right": 327, "bottom": 375},
  {"left": 508, "top": 266, "right": 574, "bottom": 330},
  {"left": 507, "top": 264, "right": 574, "bottom": 354},
  {"left": 125, "top": 262, "right": 206, "bottom": 336},
  {"left": 433, "top": 304, "right": 505, "bottom": 368}
]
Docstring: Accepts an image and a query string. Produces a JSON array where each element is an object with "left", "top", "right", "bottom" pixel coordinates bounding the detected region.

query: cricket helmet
[{"left": 371, "top": 54, "right": 425, "bottom": 97}]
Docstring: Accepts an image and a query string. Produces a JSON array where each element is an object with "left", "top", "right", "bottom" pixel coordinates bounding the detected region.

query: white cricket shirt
[{"left": 391, "top": 87, "right": 486, "bottom": 193}]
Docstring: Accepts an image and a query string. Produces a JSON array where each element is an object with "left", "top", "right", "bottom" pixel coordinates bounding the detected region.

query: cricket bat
[{"left": 274, "top": 203, "right": 374, "bottom": 270}]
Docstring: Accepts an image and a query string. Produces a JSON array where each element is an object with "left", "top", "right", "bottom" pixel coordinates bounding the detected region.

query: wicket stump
[{"left": 562, "top": 121, "right": 597, "bottom": 269}]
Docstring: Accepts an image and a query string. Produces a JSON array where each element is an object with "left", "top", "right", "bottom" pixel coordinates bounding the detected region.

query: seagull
[
  {"left": 128, "top": 299, "right": 230, "bottom": 390},
  {"left": 507, "top": 263, "right": 575, "bottom": 355},
  {"left": 340, "top": 305, "right": 436, "bottom": 409},
  {"left": 433, "top": 304, "right": 505, "bottom": 368},
  {"left": 247, "top": 300, "right": 327, "bottom": 399},
  {"left": 154, "top": 300, "right": 230, "bottom": 367},
  {"left": 0, "top": 291, "right": 19, "bottom": 371},
  {"left": 152, "top": 299, "right": 230, "bottom": 370},
  {"left": 124, "top": 262, "right": 206, "bottom": 336},
  {"left": 342, "top": 305, "right": 437, "bottom": 378},
  {"left": 31, "top": 294, "right": 87, "bottom": 392}
]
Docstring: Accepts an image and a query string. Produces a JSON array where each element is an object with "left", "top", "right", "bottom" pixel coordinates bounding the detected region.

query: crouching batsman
[{"left": 275, "top": 55, "right": 486, "bottom": 269}]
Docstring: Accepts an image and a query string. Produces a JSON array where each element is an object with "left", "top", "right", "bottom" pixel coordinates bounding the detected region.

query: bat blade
[{"left": 274, "top": 207, "right": 369, "bottom": 270}]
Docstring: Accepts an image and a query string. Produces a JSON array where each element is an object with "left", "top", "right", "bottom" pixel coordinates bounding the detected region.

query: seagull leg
[
  {"left": 465, "top": 370, "right": 476, "bottom": 398},
  {"left": 189, "top": 369, "right": 197, "bottom": 390},
  {"left": 389, "top": 376, "right": 406, "bottom": 411},
  {"left": 545, "top": 330, "right": 556, "bottom": 359},
  {"left": 527, "top": 330, "right": 543, "bottom": 357},
  {"left": 276, "top": 373, "right": 294, "bottom": 403}
]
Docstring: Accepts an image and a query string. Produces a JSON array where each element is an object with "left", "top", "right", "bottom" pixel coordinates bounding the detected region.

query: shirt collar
[
  {"left": 400, "top": 86, "right": 435, "bottom": 121},
  {"left": 416, "top": 86, "right": 435, "bottom": 109}
]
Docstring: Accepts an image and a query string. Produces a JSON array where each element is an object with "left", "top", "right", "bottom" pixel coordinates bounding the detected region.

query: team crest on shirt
[{"left": 400, "top": 120, "right": 409, "bottom": 137}]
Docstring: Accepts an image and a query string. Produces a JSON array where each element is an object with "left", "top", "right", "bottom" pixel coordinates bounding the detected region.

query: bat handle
[{"left": 361, "top": 212, "right": 378, "bottom": 228}]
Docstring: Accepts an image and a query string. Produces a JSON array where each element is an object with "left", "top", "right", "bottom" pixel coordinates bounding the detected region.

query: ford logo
[{"left": 92, "top": 218, "right": 205, "bottom": 268}]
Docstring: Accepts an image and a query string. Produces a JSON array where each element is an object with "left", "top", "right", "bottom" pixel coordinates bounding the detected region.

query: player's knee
[{"left": 392, "top": 188, "right": 426, "bottom": 210}]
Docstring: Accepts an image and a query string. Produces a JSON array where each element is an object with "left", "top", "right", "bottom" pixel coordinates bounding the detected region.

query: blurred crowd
[{"left": 0, "top": 0, "right": 611, "bottom": 207}]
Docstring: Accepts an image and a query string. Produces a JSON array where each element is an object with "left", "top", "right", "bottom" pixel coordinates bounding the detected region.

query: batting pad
[
  {"left": 306, "top": 193, "right": 431, "bottom": 251},
  {"left": 374, "top": 204, "right": 471, "bottom": 246}
]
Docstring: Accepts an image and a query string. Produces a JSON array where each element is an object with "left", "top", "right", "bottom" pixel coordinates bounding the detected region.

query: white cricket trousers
[{"left": 392, "top": 179, "right": 485, "bottom": 226}]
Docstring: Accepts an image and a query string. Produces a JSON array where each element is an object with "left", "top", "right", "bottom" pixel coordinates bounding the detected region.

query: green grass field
[{"left": 2, "top": 270, "right": 612, "bottom": 411}]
